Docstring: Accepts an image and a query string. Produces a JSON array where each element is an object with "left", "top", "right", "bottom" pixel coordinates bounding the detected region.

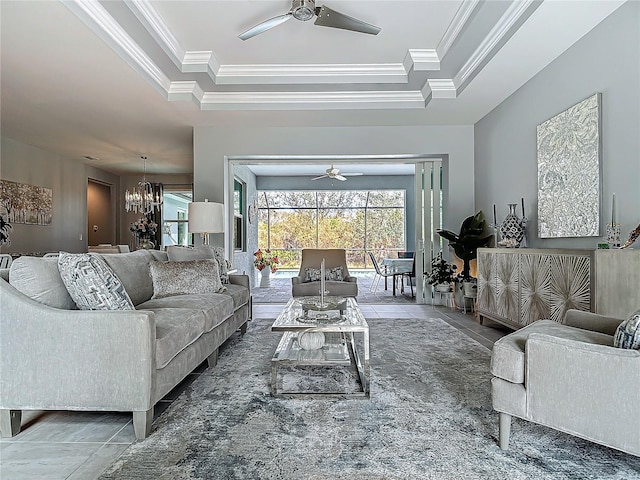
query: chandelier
[{"left": 124, "top": 156, "right": 163, "bottom": 215}]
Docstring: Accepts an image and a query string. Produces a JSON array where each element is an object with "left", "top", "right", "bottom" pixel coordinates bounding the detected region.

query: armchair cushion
[
  {"left": 490, "top": 320, "right": 613, "bottom": 384},
  {"left": 614, "top": 309, "right": 640, "bottom": 349}
]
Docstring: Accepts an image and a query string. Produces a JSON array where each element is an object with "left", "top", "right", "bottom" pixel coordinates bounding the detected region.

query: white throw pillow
[{"left": 58, "top": 252, "right": 134, "bottom": 310}]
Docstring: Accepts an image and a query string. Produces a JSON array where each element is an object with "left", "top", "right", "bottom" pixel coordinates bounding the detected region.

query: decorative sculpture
[{"left": 496, "top": 200, "right": 527, "bottom": 248}]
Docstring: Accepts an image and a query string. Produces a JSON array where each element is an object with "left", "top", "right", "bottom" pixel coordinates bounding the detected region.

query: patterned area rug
[{"left": 99, "top": 318, "right": 640, "bottom": 479}]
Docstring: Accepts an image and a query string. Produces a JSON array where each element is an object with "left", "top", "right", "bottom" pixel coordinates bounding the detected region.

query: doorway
[{"left": 87, "top": 179, "right": 114, "bottom": 246}]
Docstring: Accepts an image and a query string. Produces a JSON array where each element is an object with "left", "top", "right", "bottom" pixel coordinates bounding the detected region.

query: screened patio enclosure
[{"left": 257, "top": 190, "right": 406, "bottom": 269}]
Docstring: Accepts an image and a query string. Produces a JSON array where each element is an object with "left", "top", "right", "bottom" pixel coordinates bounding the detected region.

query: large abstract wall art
[{"left": 537, "top": 93, "right": 601, "bottom": 238}]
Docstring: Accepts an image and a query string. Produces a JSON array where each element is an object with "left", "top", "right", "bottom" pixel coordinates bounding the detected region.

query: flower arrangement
[
  {"left": 129, "top": 215, "right": 157, "bottom": 240},
  {"left": 426, "top": 252, "right": 457, "bottom": 286},
  {"left": 254, "top": 248, "right": 279, "bottom": 273}
]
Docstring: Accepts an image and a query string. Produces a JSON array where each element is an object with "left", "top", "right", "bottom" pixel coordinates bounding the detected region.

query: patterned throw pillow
[
  {"left": 613, "top": 309, "right": 640, "bottom": 350},
  {"left": 58, "top": 252, "right": 134, "bottom": 310},
  {"left": 212, "top": 246, "right": 231, "bottom": 284},
  {"left": 304, "top": 266, "right": 344, "bottom": 282},
  {"left": 149, "top": 259, "right": 225, "bottom": 299}
]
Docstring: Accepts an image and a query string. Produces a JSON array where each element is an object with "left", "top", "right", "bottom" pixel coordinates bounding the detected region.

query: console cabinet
[{"left": 477, "top": 248, "right": 640, "bottom": 329}]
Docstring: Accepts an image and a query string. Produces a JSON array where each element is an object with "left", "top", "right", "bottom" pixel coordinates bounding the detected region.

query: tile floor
[{"left": 0, "top": 303, "right": 510, "bottom": 480}]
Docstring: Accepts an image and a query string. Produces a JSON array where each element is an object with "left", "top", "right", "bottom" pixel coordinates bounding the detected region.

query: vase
[
  {"left": 498, "top": 204, "right": 526, "bottom": 248},
  {"left": 139, "top": 239, "right": 155, "bottom": 250},
  {"left": 259, "top": 268, "right": 271, "bottom": 287},
  {"left": 436, "top": 283, "right": 451, "bottom": 293}
]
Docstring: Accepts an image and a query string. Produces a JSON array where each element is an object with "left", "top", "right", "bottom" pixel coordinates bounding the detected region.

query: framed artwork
[
  {"left": 0, "top": 179, "right": 53, "bottom": 226},
  {"left": 537, "top": 93, "right": 601, "bottom": 238}
]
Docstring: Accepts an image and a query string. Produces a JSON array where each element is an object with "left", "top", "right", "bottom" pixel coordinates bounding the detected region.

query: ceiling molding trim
[
  {"left": 454, "top": 0, "right": 537, "bottom": 88},
  {"left": 426, "top": 79, "right": 457, "bottom": 99},
  {"left": 62, "top": 0, "right": 170, "bottom": 96},
  {"left": 197, "top": 91, "right": 425, "bottom": 110},
  {"left": 404, "top": 50, "right": 440, "bottom": 72},
  {"left": 168, "top": 81, "right": 204, "bottom": 103},
  {"left": 126, "top": 1, "right": 221, "bottom": 77},
  {"left": 437, "top": 0, "right": 481, "bottom": 59},
  {"left": 214, "top": 64, "right": 408, "bottom": 85}
]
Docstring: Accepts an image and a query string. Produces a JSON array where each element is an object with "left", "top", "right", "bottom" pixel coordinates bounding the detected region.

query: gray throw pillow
[
  {"left": 304, "top": 266, "right": 343, "bottom": 282},
  {"left": 613, "top": 309, "right": 640, "bottom": 350},
  {"left": 9, "top": 256, "right": 77, "bottom": 310},
  {"left": 149, "top": 259, "right": 225, "bottom": 299},
  {"left": 58, "top": 252, "right": 134, "bottom": 310},
  {"left": 166, "top": 245, "right": 231, "bottom": 284}
]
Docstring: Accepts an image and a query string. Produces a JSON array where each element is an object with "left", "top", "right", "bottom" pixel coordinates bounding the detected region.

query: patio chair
[
  {"left": 368, "top": 252, "right": 396, "bottom": 294},
  {"left": 400, "top": 254, "right": 416, "bottom": 297}
]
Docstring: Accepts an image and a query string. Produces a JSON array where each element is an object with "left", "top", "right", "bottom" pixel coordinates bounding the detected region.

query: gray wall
[
  {"left": 230, "top": 164, "right": 258, "bottom": 287},
  {"left": 475, "top": 1, "right": 640, "bottom": 249},
  {"left": 194, "top": 125, "right": 475, "bottom": 258},
  {"left": 1, "top": 137, "right": 120, "bottom": 254}
]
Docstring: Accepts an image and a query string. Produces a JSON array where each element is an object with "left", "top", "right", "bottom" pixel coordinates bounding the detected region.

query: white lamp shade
[{"left": 188, "top": 200, "right": 224, "bottom": 233}]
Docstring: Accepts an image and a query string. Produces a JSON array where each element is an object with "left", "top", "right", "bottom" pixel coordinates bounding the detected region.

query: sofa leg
[
  {"left": 498, "top": 412, "right": 511, "bottom": 450},
  {"left": 0, "top": 409, "right": 22, "bottom": 437},
  {"left": 207, "top": 348, "right": 219, "bottom": 367},
  {"left": 240, "top": 322, "right": 248, "bottom": 335},
  {"left": 133, "top": 408, "right": 153, "bottom": 440}
]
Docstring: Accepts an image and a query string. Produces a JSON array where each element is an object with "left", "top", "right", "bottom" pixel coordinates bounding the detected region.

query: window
[
  {"left": 162, "top": 186, "right": 193, "bottom": 247},
  {"left": 257, "top": 190, "right": 405, "bottom": 268},
  {"left": 233, "top": 179, "right": 246, "bottom": 251}
]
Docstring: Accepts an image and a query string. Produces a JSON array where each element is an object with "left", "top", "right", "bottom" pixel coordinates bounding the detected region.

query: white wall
[
  {"left": 194, "top": 125, "right": 475, "bottom": 259},
  {"left": 0, "top": 137, "right": 120, "bottom": 254},
  {"left": 475, "top": 1, "right": 640, "bottom": 249}
]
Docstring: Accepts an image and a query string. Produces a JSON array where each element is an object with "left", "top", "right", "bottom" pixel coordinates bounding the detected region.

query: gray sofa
[
  {"left": 291, "top": 248, "right": 358, "bottom": 297},
  {"left": 491, "top": 309, "right": 639, "bottom": 456},
  {"left": 0, "top": 249, "right": 250, "bottom": 440}
]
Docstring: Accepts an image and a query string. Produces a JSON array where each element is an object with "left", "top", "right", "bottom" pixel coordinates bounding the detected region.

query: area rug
[{"left": 99, "top": 318, "right": 640, "bottom": 480}]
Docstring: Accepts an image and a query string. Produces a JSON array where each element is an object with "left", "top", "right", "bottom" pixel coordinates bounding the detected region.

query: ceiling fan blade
[
  {"left": 311, "top": 174, "right": 328, "bottom": 181},
  {"left": 335, "top": 174, "right": 347, "bottom": 181},
  {"left": 342, "top": 172, "right": 364, "bottom": 176},
  {"left": 314, "top": 5, "right": 380, "bottom": 35},
  {"left": 239, "top": 13, "right": 292, "bottom": 40}
]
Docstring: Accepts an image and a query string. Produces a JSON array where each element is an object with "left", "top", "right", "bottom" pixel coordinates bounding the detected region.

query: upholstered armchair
[
  {"left": 291, "top": 249, "right": 358, "bottom": 298},
  {"left": 491, "top": 309, "right": 639, "bottom": 456}
]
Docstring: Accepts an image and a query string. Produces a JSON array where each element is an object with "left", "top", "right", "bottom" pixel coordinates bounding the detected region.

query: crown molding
[
  {"left": 425, "top": 79, "right": 457, "bottom": 99},
  {"left": 437, "top": 0, "right": 480, "bottom": 60},
  {"left": 403, "top": 50, "right": 440, "bottom": 72},
  {"left": 214, "top": 64, "right": 408, "bottom": 85},
  {"left": 196, "top": 91, "right": 425, "bottom": 110},
  {"left": 168, "top": 81, "right": 204, "bottom": 103},
  {"left": 62, "top": 0, "right": 170, "bottom": 97},
  {"left": 454, "top": 0, "right": 537, "bottom": 89}
]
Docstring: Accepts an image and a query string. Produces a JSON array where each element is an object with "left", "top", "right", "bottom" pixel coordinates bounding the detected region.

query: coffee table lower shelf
[{"left": 271, "top": 331, "right": 369, "bottom": 398}]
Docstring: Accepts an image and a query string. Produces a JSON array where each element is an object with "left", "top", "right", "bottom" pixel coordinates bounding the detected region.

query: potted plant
[
  {"left": 254, "top": 248, "right": 279, "bottom": 287},
  {"left": 437, "top": 211, "right": 493, "bottom": 298},
  {"left": 426, "top": 252, "right": 457, "bottom": 292}
]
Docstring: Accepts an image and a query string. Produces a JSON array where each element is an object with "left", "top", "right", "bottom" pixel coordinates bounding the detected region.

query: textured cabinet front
[{"left": 477, "top": 248, "right": 592, "bottom": 329}]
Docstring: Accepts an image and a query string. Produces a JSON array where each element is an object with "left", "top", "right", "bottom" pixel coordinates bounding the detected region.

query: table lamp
[{"left": 188, "top": 199, "right": 224, "bottom": 245}]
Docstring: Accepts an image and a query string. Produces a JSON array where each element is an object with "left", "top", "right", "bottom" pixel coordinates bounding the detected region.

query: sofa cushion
[
  {"left": 146, "top": 307, "right": 208, "bottom": 368},
  {"left": 9, "top": 256, "right": 77, "bottom": 310},
  {"left": 58, "top": 252, "right": 134, "bottom": 310},
  {"left": 490, "top": 320, "right": 614, "bottom": 384},
  {"left": 614, "top": 309, "right": 640, "bottom": 349},
  {"left": 101, "top": 250, "right": 156, "bottom": 306},
  {"left": 222, "top": 284, "right": 250, "bottom": 309},
  {"left": 167, "top": 245, "right": 230, "bottom": 284},
  {"left": 149, "top": 259, "right": 225, "bottom": 299},
  {"left": 138, "top": 293, "right": 234, "bottom": 333}
]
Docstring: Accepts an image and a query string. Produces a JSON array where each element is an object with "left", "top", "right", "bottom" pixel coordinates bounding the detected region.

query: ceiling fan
[
  {"left": 311, "top": 165, "right": 364, "bottom": 182},
  {"left": 239, "top": 0, "right": 381, "bottom": 41}
]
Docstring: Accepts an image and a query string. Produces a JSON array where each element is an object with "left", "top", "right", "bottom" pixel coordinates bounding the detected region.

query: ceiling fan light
[{"left": 292, "top": 0, "right": 315, "bottom": 21}]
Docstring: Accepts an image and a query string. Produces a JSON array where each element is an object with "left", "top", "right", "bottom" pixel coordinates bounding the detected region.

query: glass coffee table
[{"left": 271, "top": 296, "right": 370, "bottom": 398}]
